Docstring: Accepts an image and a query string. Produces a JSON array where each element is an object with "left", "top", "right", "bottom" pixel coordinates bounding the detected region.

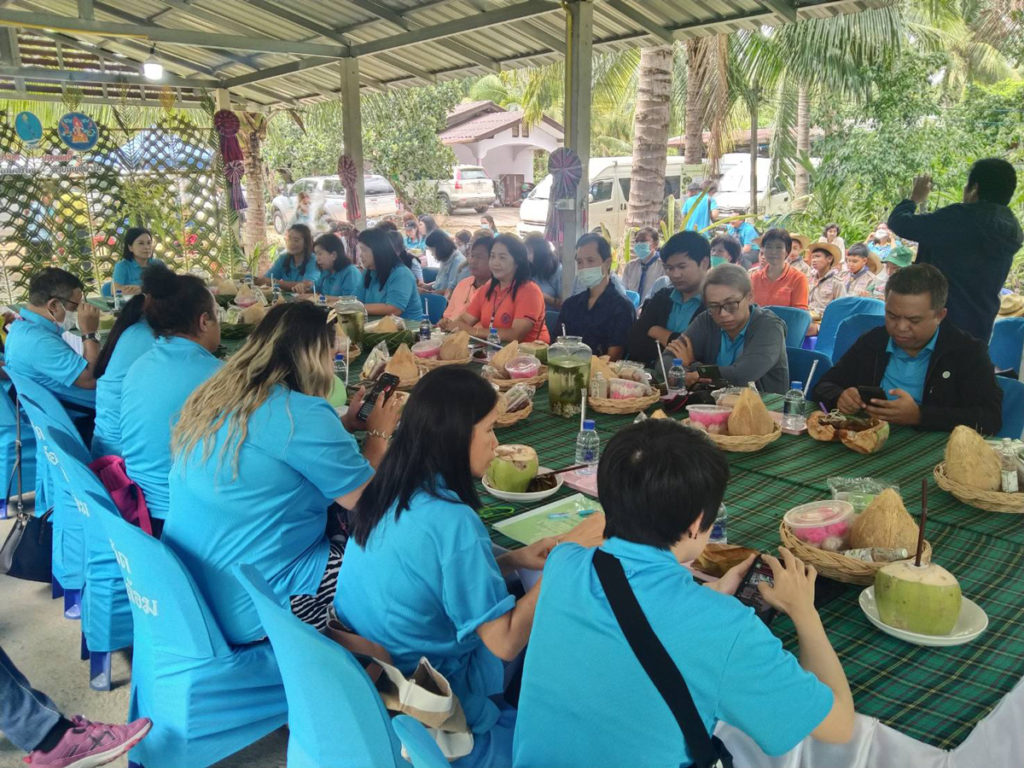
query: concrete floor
[{"left": 0, "top": 513, "right": 288, "bottom": 768}]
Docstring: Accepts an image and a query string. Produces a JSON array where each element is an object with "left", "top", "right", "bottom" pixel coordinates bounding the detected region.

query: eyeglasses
[
  {"left": 50, "top": 295, "right": 80, "bottom": 311},
  {"left": 706, "top": 296, "right": 747, "bottom": 315}
]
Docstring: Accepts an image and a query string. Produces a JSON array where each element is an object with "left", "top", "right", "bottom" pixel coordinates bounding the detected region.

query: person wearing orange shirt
[
  {"left": 751, "top": 228, "right": 809, "bottom": 310},
  {"left": 443, "top": 234, "right": 493, "bottom": 321},
  {"left": 440, "top": 234, "right": 551, "bottom": 343}
]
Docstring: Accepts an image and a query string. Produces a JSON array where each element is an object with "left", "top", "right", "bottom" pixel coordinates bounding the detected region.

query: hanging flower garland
[
  {"left": 214, "top": 109, "right": 247, "bottom": 211},
  {"left": 337, "top": 153, "right": 362, "bottom": 222},
  {"left": 544, "top": 147, "right": 583, "bottom": 250}
]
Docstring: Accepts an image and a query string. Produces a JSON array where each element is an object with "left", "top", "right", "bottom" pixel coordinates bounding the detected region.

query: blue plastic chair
[
  {"left": 546, "top": 309, "right": 561, "bottom": 341},
  {"left": 832, "top": 314, "right": 887, "bottom": 364},
  {"left": 786, "top": 348, "right": 833, "bottom": 401},
  {"left": 101, "top": 280, "right": 113, "bottom": 298},
  {"left": 392, "top": 715, "right": 451, "bottom": 768},
  {"left": 46, "top": 428, "right": 135, "bottom": 691},
  {"left": 235, "top": 564, "right": 406, "bottom": 768},
  {"left": 990, "top": 318, "right": 1024, "bottom": 372},
  {"left": 0, "top": 380, "right": 37, "bottom": 508},
  {"left": 625, "top": 290, "right": 641, "bottom": 309},
  {"left": 420, "top": 292, "right": 447, "bottom": 324},
  {"left": 421, "top": 267, "right": 438, "bottom": 284},
  {"left": 97, "top": 512, "right": 287, "bottom": 768},
  {"left": 814, "top": 296, "right": 885, "bottom": 361},
  {"left": 996, "top": 376, "right": 1024, "bottom": 439},
  {"left": 766, "top": 306, "right": 812, "bottom": 349}
]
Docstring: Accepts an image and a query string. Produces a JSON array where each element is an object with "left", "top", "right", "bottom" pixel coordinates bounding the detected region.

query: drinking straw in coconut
[
  {"left": 655, "top": 341, "right": 669, "bottom": 390},
  {"left": 915, "top": 477, "right": 928, "bottom": 567},
  {"left": 803, "top": 360, "right": 819, "bottom": 397}
]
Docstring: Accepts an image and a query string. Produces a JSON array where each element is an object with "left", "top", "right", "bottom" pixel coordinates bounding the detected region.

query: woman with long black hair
[
  {"left": 356, "top": 227, "right": 423, "bottom": 320},
  {"left": 338, "top": 367, "right": 554, "bottom": 768},
  {"left": 313, "top": 233, "right": 362, "bottom": 300},
  {"left": 256, "top": 223, "right": 319, "bottom": 293},
  {"left": 112, "top": 227, "right": 163, "bottom": 295}
]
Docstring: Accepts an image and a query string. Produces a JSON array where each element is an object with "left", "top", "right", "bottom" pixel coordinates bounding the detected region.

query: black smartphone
[
  {"left": 735, "top": 556, "right": 778, "bottom": 626},
  {"left": 696, "top": 364, "right": 722, "bottom": 381},
  {"left": 357, "top": 373, "right": 399, "bottom": 422},
  {"left": 857, "top": 385, "right": 887, "bottom": 405}
]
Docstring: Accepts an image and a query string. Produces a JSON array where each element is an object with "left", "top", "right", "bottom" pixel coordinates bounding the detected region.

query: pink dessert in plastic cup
[
  {"left": 506, "top": 355, "right": 541, "bottom": 379},
  {"left": 687, "top": 404, "right": 732, "bottom": 434},
  {"left": 412, "top": 339, "right": 441, "bottom": 359}
]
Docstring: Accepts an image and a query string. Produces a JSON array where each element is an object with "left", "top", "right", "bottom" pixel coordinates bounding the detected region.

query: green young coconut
[
  {"left": 486, "top": 444, "right": 539, "bottom": 493},
  {"left": 875, "top": 561, "right": 962, "bottom": 636}
]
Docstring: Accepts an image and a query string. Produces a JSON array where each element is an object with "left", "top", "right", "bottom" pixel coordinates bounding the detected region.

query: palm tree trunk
[
  {"left": 683, "top": 39, "right": 710, "bottom": 165},
  {"left": 239, "top": 112, "right": 269, "bottom": 257},
  {"left": 749, "top": 83, "right": 759, "bottom": 216},
  {"left": 794, "top": 83, "right": 810, "bottom": 209},
  {"left": 626, "top": 46, "right": 673, "bottom": 229}
]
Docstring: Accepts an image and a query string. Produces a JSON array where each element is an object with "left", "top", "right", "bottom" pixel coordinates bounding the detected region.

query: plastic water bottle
[
  {"left": 487, "top": 326, "right": 500, "bottom": 359},
  {"left": 1001, "top": 438, "right": 1020, "bottom": 493},
  {"left": 574, "top": 419, "right": 600, "bottom": 475},
  {"left": 113, "top": 288, "right": 124, "bottom": 311},
  {"left": 0, "top": 498, "right": 7, "bottom": 520},
  {"left": 710, "top": 504, "right": 728, "bottom": 543},
  {"left": 667, "top": 358, "right": 687, "bottom": 395},
  {"left": 333, "top": 353, "right": 346, "bottom": 377},
  {"left": 782, "top": 381, "right": 806, "bottom": 432},
  {"left": 317, "top": 294, "right": 327, "bottom": 307},
  {"left": 419, "top": 316, "right": 432, "bottom": 341},
  {"left": 272, "top": 286, "right": 282, "bottom": 303},
  {"left": 244, "top": 272, "right": 253, "bottom": 287}
]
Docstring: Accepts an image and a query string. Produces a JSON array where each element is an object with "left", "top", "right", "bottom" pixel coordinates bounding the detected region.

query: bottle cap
[
  {"left": 672, "top": 358, "right": 682, "bottom": 366},
  {"left": 489, "top": 326, "right": 496, "bottom": 333},
  {"left": 791, "top": 381, "right": 803, "bottom": 390},
  {"left": 583, "top": 419, "right": 596, "bottom": 430},
  {"left": 334, "top": 352, "right": 344, "bottom": 360}
]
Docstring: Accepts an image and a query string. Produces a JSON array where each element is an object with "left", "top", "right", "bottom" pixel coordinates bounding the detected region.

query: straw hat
[
  {"left": 808, "top": 241, "right": 842, "bottom": 264},
  {"left": 789, "top": 233, "right": 809, "bottom": 251},
  {"left": 866, "top": 251, "right": 882, "bottom": 274},
  {"left": 999, "top": 293, "right": 1024, "bottom": 317}
]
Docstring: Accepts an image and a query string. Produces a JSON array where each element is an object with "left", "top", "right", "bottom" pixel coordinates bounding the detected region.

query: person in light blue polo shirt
[
  {"left": 681, "top": 180, "right": 718, "bottom": 232},
  {"left": 312, "top": 233, "right": 362, "bottom": 299},
  {"left": 355, "top": 227, "right": 423, "bottom": 321},
  {"left": 163, "top": 302, "right": 400, "bottom": 643},
  {"left": 339, "top": 368, "right": 555, "bottom": 768},
  {"left": 120, "top": 268, "right": 223, "bottom": 537},
  {"left": 90, "top": 293, "right": 156, "bottom": 459},
  {"left": 4, "top": 268, "right": 102, "bottom": 413},
  {"left": 111, "top": 227, "right": 164, "bottom": 295},
  {"left": 256, "top": 223, "right": 319, "bottom": 293},
  {"left": 514, "top": 421, "right": 855, "bottom": 768}
]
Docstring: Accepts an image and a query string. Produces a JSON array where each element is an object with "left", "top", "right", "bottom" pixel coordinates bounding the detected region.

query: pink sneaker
[{"left": 24, "top": 716, "right": 152, "bottom": 768}]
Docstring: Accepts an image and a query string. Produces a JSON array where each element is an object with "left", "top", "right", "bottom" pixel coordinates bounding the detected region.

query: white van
[
  {"left": 517, "top": 156, "right": 699, "bottom": 244},
  {"left": 714, "top": 157, "right": 791, "bottom": 217}
]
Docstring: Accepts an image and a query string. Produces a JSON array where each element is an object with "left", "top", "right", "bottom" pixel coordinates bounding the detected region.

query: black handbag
[{"left": 593, "top": 549, "right": 734, "bottom": 768}]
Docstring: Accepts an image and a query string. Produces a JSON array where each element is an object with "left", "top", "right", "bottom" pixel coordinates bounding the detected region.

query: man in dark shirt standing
[
  {"left": 556, "top": 233, "right": 635, "bottom": 360},
  {"left": 887, "top": 158, "right": 1022, "bottom": 341}
]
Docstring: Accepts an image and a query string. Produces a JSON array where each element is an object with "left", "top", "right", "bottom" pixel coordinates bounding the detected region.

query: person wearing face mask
[
  {"left": 709, "top": 234, "right": 742, "bottom": 268},
  {"left": 3, "top": 267, "right": 102, "bottom": 415},
  {"left": 622, "top": 228, "right": 664, "bottom": 301},
  {"left": 556, "top": 234, "right": 635, "bottom": 360}
]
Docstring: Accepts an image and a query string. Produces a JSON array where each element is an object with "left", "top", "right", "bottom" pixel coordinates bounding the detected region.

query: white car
[
  {"left": 714, "top": 157, "right": 792, "bottom": 217},
  {"left": 432, "top": 165, "right": 496, "bottom": 215},
  {"left": 270, "top": 175, "right": 398, "bottom": 233}
]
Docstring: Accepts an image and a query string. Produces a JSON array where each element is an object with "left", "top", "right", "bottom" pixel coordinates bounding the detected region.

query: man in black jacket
[
  {"left": 887, "top": 158, "right": 1022, "bottom": 342},
  {"left": 814, "top": 264, "right": 1002, "bottom": 434}
]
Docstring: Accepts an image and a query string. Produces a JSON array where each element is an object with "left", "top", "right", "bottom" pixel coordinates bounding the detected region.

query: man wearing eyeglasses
[
  {"left": 666, "top": 264, "right": 789, "bottom": 394},
  {"left": 3, "top": 267, "right": 102, "bottom": 413}
]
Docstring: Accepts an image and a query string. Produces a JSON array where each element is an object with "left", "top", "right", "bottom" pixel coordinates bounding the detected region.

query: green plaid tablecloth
[{"left": 481, "top": 392, "right": 1024, "bottom": 750}]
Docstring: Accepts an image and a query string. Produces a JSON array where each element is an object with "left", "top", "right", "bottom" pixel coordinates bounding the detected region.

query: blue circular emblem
[
  {"left": 57, "top": 112, "right": 99, "bottom": 151},
  {"left": 14, "top": 111, "right": 43, "bottom": 148}
]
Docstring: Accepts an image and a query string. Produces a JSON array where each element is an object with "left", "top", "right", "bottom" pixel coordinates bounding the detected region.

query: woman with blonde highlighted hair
[{"left": 162, "top": 302, "right": 400, "bottom": 643}]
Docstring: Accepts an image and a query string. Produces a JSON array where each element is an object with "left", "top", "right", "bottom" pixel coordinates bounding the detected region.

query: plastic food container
[
  {"left": 608, "top": 378, "right": 649, "bottom": 399},
  {"left": 411, "top": 339, "right": 441, "bottom": 359},
  {"left": 506, "top": 355, "right": 541, "bottom": 379},
  {"left": 783, "top": 500, "right": 855, "bottom": 550},
  {"left": 687, "top": 404, "right": 733, "bottom": 434},
  {"left": 711, "top": 387, "right": 746, "bottom": 408}
]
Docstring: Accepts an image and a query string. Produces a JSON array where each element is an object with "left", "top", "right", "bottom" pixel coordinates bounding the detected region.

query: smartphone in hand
[
  {"left": 857, "top": 385, "right": 887, "bottom": 405},
  {"left": 735, "top": 556, "right": 778, "bottom": 625},
  {"left": 357, "top": 373, "right": 399, "bottom": 422}
]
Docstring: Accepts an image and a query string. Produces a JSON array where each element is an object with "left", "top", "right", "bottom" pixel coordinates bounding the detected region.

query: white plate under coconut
[
  {"left": 858, "top": 587, "right": 988, "bottom": 647},
  {"left": 481, "top": 467, "right": 564, "bottom": 503}
]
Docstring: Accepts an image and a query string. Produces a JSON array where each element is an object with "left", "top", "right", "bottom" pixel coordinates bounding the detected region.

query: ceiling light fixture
[{"left": 143, "top": 46, "right": 163, "bottom": 80}]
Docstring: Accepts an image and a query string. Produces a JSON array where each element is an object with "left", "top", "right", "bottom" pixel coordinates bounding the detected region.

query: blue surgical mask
[
  {"left": 711, "top": 255, "right": 729, "bottom": 268},
  {"left": 577, "top": 266, "right": 605, "bottom": 288},
  {"left": 634, "top": 242, "right": 651, "bottom": 259}
]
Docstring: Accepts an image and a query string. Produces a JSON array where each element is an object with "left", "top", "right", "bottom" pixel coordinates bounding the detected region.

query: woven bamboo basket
[
  {"left": 416, "top": 354, "right": 472, "bottom": 371},
  {"left": 484, "top": 367, "right": 548, "bottom": 390},
  {"left": 779, "top": 521, "right": 933, "bottom": 585},
  {"left": 495, "top": 401, "right": 533, "bottom": 428},
  {"left": 590, "top": 391, "right": 661, "bottom": 415},
  {"left": 393, "top": 371, "right": 421, "bottom": 391},
  {"left": 683, "top": 420, "right": 782, "bottom": 452},
  {"left": 934, "top": 462, "right": 1024, "bottom": 514}
]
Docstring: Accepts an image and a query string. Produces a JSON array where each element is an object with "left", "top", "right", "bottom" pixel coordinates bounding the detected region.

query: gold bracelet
[{"left": 366, "top": 429, "right": 392, "bottom": 441}]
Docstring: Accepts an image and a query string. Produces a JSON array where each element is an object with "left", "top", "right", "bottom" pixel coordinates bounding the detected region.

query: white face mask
[
  {"left": 577, "top": 266, "right": 605, "bottom": 288},
  {"left": 61, "top": 310, "right": 78, "bottom": 332}
]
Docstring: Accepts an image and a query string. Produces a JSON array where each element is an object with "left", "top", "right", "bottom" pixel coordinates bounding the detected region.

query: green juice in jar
[
  {"left": 548, "top": 359, "right": 591, "bottom": 417},
  {"left": 339, "top": 311, "right": 365, "bottom": 343}
]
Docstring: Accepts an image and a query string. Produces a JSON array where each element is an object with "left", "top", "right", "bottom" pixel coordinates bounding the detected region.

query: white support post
[
  {"left": 214, "top": 88, "right": 232, "bottom": 111},
  {"left": 560, "top": 0, "right": 593, "bottom": 300},
  {"left": 340, "top": 57, "right": 366, "bottom": 229}
]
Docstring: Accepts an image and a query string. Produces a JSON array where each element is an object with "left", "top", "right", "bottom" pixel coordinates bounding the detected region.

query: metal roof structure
[{"left": 0, "top": 0, "right": 889, "bottom": 109}]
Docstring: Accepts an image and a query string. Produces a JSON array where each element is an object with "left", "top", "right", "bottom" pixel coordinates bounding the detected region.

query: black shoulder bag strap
[{"left": 593, "top": 549, "right": 733, "bottom": 768}]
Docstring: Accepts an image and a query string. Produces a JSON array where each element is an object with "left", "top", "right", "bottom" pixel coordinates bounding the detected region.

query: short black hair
[
  {"left": 760, "top": 227, "right": 791, "bottom": 251},
  {"left": 425, "top": 229, "right": 459, "bottom": 263},
  {"left": 28, "top": 267, "right": 83, "bottom": 305},
  {"left": 823, "top": 223, "right": 840, "bottom": 236},
  {"left": 967, "top": 158, "right": 1017, "bottom": 205},
  {"left": 710, "top": 234, "right": 741, "bottom": 263},
  {"left": 576, "top": 232, "right": 611, "bottom": 261},
  {"left": 885, "top": 263, "right": 948, "bottom": 310},
  {"left": 455, "top": 229, "right": 472, "bottom": 245},
  {"left": 660, "top": 230, "right": 710, "bottom": 266},
  {"left": 599, "top": 421, "right": 729, "bottom": 548},
  {"left": 143, "top": 263, "right": 215, "bottom": 337},
  {"left": 847, "top": 242, "right": 869, "bottom": 259}
]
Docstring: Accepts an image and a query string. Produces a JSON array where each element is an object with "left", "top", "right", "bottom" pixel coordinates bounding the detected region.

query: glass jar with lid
[
  {"left": 547, "top": 335, "right": 592, "bottom": 417},
  {"left": 333, "top": 295, "right": 366, "bottom": 344}
]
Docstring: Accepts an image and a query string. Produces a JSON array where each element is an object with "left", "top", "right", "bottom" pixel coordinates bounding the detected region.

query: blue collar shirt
[
  {"left": 716, "top": 315, "right": 752, "bottom": 367},
  {"left": 881, "top": 329, "right": 939, "bottom": 404},
  {"left": 3, "top": 308, "right": 94, "bottom": 409},
  {"left": 668, "top": 291, "right": 702, "bottom": 334}
]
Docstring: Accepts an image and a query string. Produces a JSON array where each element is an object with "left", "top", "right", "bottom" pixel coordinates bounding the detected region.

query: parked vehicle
[
  {"left": 714, "top": 157, "right": 792, "bottom": 217},
  {"left": 431, "top": 165, "right": 496, "bottom": 215},
  {"left": 517, "top": 156, "right": 700, "bottom": 244},
  {"left": 270, "top": 175, "right": 398, "bottom": 233}
]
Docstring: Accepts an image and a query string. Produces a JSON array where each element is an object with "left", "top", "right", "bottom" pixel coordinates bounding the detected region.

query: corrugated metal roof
[{"left": 0, "top": 0, "right": 890, "bottom": 108}]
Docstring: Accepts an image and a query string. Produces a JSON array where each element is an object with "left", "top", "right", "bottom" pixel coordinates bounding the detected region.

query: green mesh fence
[{"left": 0, "top": 109, "right": 242, "bottom": 304}]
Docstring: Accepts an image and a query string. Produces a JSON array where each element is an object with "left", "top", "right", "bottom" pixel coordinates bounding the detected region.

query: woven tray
[
  {"left": 590, "top": 391, "right": 661, "bottom": 414},
  {"left": 683, "top": 420, "right": 782, "bottom": 452},
  {"left": 484, "top": 367, "right": 548, "bottom": 390},
  {"left": 780, "top": 521, "right": 933, "bottom": 585},
  {"left": 495, "top": 401, "right": 533, "bottom": 428},
  {"left": 416, "top": 354, "right": 472, "bottom": 371},
  {"left": 934, "top": 462, "right": 1024, "bottom": 514}
]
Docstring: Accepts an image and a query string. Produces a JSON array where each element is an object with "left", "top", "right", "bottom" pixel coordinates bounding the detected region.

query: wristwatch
[{"left": 82, "top": 333, "right": 99, "bottom": 342}]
